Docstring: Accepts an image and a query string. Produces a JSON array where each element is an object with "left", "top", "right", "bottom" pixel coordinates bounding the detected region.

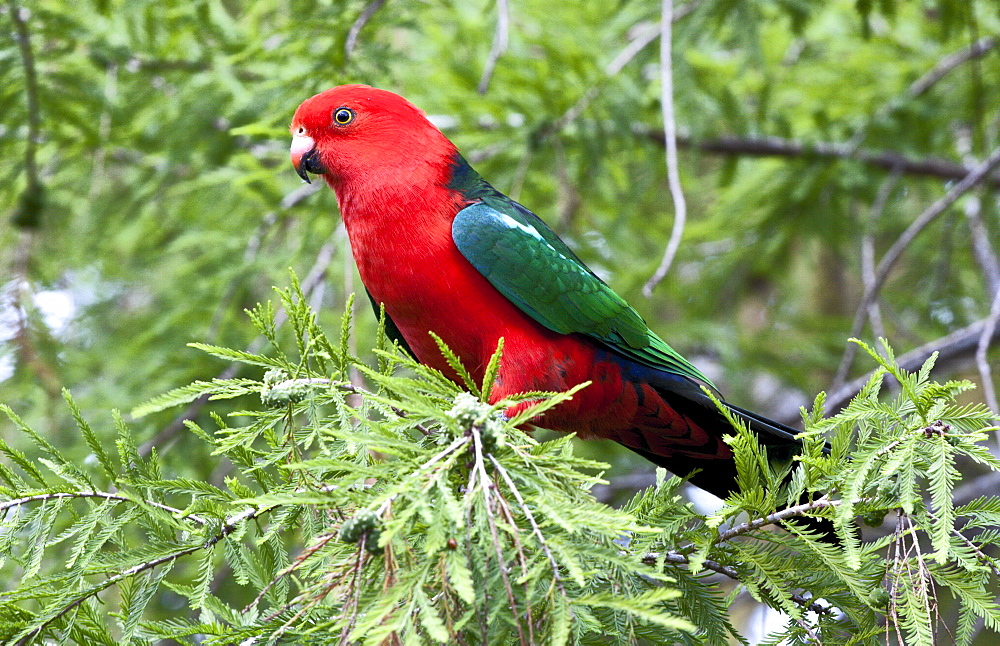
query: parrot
[{"left": 289, "top": 84, "right": 822, "bottom": 515}]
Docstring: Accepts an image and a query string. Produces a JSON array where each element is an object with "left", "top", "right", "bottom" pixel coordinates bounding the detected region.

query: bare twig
[
  {"left": 964, "top": 195, "right": 1000, "bottom": 298},
  {"left": 645, "top": 550, "right": 832, "bottom": 615},
  {"left": 477, "top": 0, "right": 510, "bottom": 94},
  {"left": 543, "top": 2, "right": 699, "bottom": 141},
  {"left": 831, "top": 170, "right": 902, "bottom": 393},
  {"left": 908, "top": 35, "right": 998, "bottom": 98},
  {"left": 344, "top": 0, "right": 388, "bottom": 57},
  {"left": 846, "top": 36, "right": 999, "bottom": 154},
  {"left": 640, "top": 499, "right": 849, "bottom": 621},
  {"left": 833, "top": 145, "right": 1000, "bottom": 398},
  {"left": 642, "top": 0, "right": 687, "bottom": 297},
  {"left": 976, "top": 286, "right": 1000, "bottom": 427},
  {"left": 799, "top": 316, "right": 1000, "bottom": 421},
  {"left": 636, "top": 129, "right": 1000, "bottom": 189},
  {"left": 245, "top": 532, "right": 338, "bottom": 614},
  {"left": 715, "top": 496, "right": 837, "bottom": 543}
]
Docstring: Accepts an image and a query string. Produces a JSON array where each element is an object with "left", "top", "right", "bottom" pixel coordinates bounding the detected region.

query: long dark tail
[{"left": 630, "top": 385, "right": 839, "bottom": 543}]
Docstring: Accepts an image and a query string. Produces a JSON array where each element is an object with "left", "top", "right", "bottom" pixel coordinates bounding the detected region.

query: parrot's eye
[
  {"left": 333, "top": 107, "right": 355, "bottom": 126},
  {"left": 295, "top": 126, "right": 306, "bottom": 136}
]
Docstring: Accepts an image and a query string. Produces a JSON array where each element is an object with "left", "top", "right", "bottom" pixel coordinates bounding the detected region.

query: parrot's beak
[{"left": 290, "top": 134, "right": 326, "bottom": 183}]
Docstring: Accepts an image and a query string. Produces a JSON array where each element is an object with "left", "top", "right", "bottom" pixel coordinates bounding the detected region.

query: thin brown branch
[
  {"left": 964, "top": 195, "right": 1000, "bottom": 298},
  {"left": 0, "top": 490, "right": 207, "bottom": 524},
  {"left": 344, "top": 0, "right": 388, "bottom": 57},
  {"left": 715, "top": 496, "right": 837, "bottom": 543},
  {"left": 835, "top": 145, "right": 1000, "bottom": 394},
  {"left": 642, "top": 0, "right": 687, "bottom": 297},
  {"left": 637, "top": 129, "right": 1000, "bottom": 189},
  {"left": 477, "top": 0, "right": 510, "bottom": 94},
  {"left": 831, "top": 170, "right": 902, "bottom": 393},
  {"left": 908, "top": 35, "right": 998, "bottom": 98},
  {"left": 976, "top": 286, "right": 1000, "bottom": 426},
  {"left": 803, "top": 316, "right": 1000, "bottom": 421},
  {"left": 645, "top": 550, "right": 832, "bottom": 615}
]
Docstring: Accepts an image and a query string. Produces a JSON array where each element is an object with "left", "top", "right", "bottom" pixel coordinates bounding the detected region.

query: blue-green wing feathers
[{"left": 451, "top": 199, "right": 715, "bottom": 388}]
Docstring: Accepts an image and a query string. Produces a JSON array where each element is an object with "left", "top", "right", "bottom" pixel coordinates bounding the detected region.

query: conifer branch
[
  {"left": 338, "top": 537, "right": 369, "bottom": 644},
  {"left": 806, "top": 316, "right": 1000, "bottom": 421},
  {"left": 489, "top": 453, "right": 567, "bottom": 596},
  {"left": 646, "top": 550, "right": 832, "bottom": 615},
  {"left": 138, "top": 236, "right": 338, "bottom": 456},
  {"left": 469, "top": 428, "right": 531, "bottom": 645},
  {"left": 15, "top": 504, "right": 275, "bottom": 645},
  {"left": 0, "top": 490, "right": 207, "bottom": 524},
  {"left": 245, "top": 531, "right": 338, "bottom": 616},
  {"left": 925, "top": 509, "right": 1000, "bottom": 579}
]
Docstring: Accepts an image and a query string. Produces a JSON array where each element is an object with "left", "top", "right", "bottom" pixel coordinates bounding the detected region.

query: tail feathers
[
  {"left": 637, "top": 386, "right": 841, "bottom": 543},
  {"left": 724, "top": 402, "right": 831, "bottom": 455},
  {"left": 723, "top": 402, "right": 801, "bottom": 445}
]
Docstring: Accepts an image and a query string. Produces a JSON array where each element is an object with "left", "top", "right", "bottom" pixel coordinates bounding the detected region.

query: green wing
[{"left": 451, "top": 198, "right": 715, "bottom": 388}]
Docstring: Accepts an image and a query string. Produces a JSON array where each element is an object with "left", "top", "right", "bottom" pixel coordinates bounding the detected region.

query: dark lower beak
[{"left": 295, "top": 147, "right": 327, "bottom": 184}]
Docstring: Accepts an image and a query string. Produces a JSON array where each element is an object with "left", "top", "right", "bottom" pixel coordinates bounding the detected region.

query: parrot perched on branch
[{"left": 289, "top": 84, "right": 816, "bottom": 507}]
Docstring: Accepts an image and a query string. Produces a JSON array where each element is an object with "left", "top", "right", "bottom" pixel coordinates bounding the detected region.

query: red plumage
[{"left": 291, "top": 86, "right": 729, "bottom": 466}]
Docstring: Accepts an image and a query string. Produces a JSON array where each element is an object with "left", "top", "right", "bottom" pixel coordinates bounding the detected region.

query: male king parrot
[{"left": 289, "top": 85, "right": 818, "bottom": 510}]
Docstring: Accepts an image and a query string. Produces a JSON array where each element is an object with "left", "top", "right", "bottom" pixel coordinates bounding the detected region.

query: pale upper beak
[{"left": 290, "top": 133, "right": 323, "bottom": 183}]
